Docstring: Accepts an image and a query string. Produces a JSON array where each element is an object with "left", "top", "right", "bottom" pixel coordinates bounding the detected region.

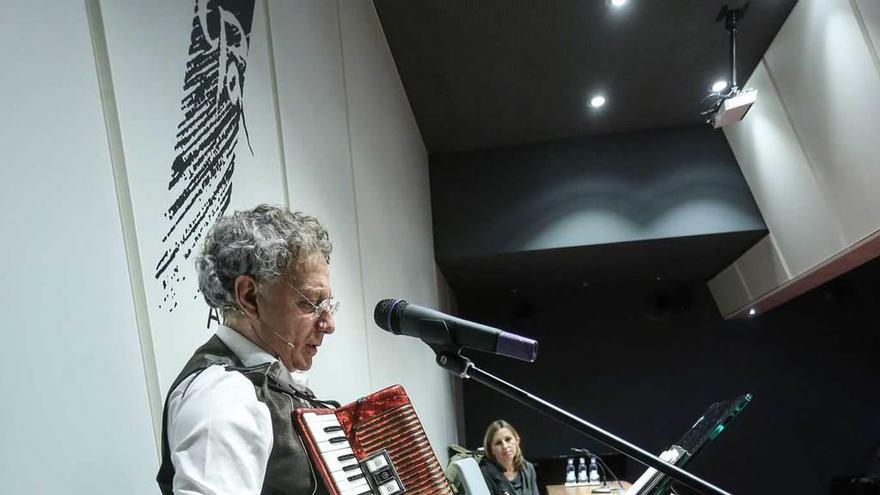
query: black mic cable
[{"left": 571, "top": 448, "right": 626, "bottom": 492}]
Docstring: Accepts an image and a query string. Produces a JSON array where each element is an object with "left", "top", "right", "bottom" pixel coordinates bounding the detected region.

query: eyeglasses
[{"left": 284, "top": 282, "right": 340, "bottom": 318}]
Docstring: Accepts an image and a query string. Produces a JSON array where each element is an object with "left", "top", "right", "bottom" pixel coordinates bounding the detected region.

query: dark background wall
[
  {"left": 454, "top": 256, "right": 880, "bottom": 495},
  {"left": 430, "top": 126, "right": 765, "bottom": 260}
]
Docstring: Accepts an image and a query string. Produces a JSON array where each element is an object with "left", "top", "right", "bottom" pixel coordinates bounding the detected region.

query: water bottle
[
  {"left": 564, "top": 457, "right": 576, "bottom": 485},
  {"left": 576, "top": 457, "right": 588, "bottom": 484},
  {"left": 588, "top": 456, "right": 600, "bottom": 484}
]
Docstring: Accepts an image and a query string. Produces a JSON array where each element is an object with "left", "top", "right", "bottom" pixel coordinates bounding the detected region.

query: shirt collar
[
  {"left": 216, "top": 325, "right": 311, "bottom": 391},
  {"left": 217, "top": 324, "right": 277, "bottom": 367}
]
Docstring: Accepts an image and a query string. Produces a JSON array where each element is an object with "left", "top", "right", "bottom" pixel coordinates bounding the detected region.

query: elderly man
[{"left": 157, "top": 205, "right": 338, "bottom": 495}]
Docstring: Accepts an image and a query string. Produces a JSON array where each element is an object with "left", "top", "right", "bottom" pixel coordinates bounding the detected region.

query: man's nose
[{"left": 318, "top": 312, "right": 335, "bottom": 333}]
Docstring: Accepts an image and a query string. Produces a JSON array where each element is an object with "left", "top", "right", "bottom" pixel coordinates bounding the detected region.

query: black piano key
[
  {"left": 343, "top": 464, "right": 361, "bottom": 472},
  {"left": 347, "top": 473, "right": 366, "bottom": 482},
  {"left": 329, "top": 436, "right": 348, "bottom": 444},
  {"left": 338, "top": 453, "right": 356, "bottom": 461},
  {"left": 323, "top": 425, "right": 343, "bottom": 433}
]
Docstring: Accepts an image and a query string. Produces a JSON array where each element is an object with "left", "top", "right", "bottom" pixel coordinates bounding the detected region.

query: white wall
[
  {"left": 763, "top": 0, "right": 880, "bottom": 245},
  {"left": 0, "top": 1, "right": 158, "bottom": 493},
  {"left": 857, "top": 0, "right": 880, "bottom": 55},
  {"left": 98, "top": 0, "right": 289, "bottom": 399},
  {"left": 339, "top": 0, "right": 459, "bottom": 461},
  {"left": 0, "top": 0, "right": 458, "bottom": 491},
  {"left": 268, "top": 0, "right": 372, "bottom": 405},
  {"left": 269, "top": 0, "right": 458, "bottom": 460},
  {"left": 710, "top": 0, "right": 880, "bottom": 318}
]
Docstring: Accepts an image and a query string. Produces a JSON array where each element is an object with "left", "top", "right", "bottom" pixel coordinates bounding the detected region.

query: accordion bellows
[{"left": 295, "top": 385, "right": 453, "bottom": 495}]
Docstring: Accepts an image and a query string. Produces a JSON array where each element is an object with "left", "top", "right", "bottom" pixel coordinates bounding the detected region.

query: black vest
[{"left": 156, "top": 335, "right": 334, "bottom": 495}]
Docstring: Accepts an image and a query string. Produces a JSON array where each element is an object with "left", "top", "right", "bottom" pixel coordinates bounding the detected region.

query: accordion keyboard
[{"left": 303, "top": 411, "right": 381, "bottom": 495}]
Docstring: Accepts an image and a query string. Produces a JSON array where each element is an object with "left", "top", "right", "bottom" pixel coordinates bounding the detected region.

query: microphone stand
[{"left": 433, "top": 351, "right": 733, "bottom": 495}]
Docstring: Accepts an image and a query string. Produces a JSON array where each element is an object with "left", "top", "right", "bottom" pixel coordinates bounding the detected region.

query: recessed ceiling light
[
  {"left": 748, "top": 308, "right": 756, "bottom": 317},
  {"left": 589, "top": 95, "right": 606, "bottom": 108},
  {"left": 712, "top": 80, "right": 728, "bottom": 93},
  {"left": 610, "top": 0, "right": 628, "bottom": 7}
]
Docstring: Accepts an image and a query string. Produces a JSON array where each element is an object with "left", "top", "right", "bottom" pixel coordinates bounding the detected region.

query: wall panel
[
  {"left": 99, "top": 0, "right": 287, "bottom": 394},
  {"left": 764, "top": 0, "right": 880, "bottom": 244},
  {"left": 707, "top": 263, "right": 751, "bottom": 317},
  {"left": 268, "top": 0, "right": 372, "bottom": 402},
  {"left": 723, "top": 61, "right": 844, "bottom": 277},
  {"left": 0, "top": 1, "right": 157, "bottom": 492},
  {"left": 340, "top": 0, "right": 459, "bottom": 462},
  {"left": 736, "top": 234, "right": 790, "bottom": 301},
  {"left": 855, "top": 0, "right": 880, "bottom": 58},
  {"left": 431, "top": 127, "right": 764, "bottom": 260},
  {"left": 715, "top": 0, "right": 880, "bottom": 317}
]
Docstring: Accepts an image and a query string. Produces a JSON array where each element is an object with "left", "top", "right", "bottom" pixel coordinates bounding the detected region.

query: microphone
[{"left": 373, "top": 299, "right": 538, "bottom": 362}]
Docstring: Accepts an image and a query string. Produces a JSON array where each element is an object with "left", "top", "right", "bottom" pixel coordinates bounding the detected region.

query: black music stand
[{"left": 432, "top": 351, "right": 734, "bottom": 495}]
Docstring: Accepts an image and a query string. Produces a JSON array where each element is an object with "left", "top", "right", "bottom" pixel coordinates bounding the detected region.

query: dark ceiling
[{"left": 374, "top": 0, "right": 798, "bottom": 155}]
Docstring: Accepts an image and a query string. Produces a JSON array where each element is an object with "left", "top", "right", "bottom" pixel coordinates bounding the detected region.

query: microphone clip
[
  {"left": 418, "top": 318, "right": 462, "bottom": 355},
  {"left": 435, "top": 352, "right": 473, "bottom": 379}
]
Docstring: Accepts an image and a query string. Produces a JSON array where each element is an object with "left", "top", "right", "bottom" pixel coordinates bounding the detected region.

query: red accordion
[{"left": 295, "top": 385, "right": 453, "bottom": 495}]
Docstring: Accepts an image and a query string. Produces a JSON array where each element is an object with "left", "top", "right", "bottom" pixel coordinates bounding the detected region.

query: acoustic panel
[
  {"left": 764, "top": 0, "right": 880, "bottom": 245},
  {"left": 723, "top": 60, "right": 844, "bottom": 278}
]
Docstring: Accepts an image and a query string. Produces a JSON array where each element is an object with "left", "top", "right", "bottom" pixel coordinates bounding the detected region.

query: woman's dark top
[{"left": 479, "top": 458, "right": 540, "bottom": 495}]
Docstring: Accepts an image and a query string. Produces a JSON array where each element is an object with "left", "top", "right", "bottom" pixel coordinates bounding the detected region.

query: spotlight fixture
[
  {"left": 609, "top": 0, "right": 628, "bottom": 7},
  {"left": 701, "top": 3, "right": 758, "bottom": 128},
  {"left": 589, "top": 95, "right": 606, "bottom": 108},
  {"left": 748, "top": 308, "right": 756, "bottom": 317},
  {"left": 711, "top": 80, "right": 728, "bottom": 93}
]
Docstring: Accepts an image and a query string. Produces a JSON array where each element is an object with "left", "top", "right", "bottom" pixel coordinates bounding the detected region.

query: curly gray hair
[{"left": 195, "top": 204, "right": 332, "bottom": 314}]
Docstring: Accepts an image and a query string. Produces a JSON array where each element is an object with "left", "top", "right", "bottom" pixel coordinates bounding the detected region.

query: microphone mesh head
[{"left": 373, "top": 299, "right": 408, "bottom": 333}]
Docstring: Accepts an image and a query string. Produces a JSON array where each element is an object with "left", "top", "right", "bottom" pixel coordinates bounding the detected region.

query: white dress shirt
[{"left": 166, "top": 325, "right": 310, "bottom": 495}]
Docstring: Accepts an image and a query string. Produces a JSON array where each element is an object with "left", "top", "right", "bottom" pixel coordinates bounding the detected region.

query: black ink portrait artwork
[{"left": 155, "top": 0, "right": 255, "bottom": 311}]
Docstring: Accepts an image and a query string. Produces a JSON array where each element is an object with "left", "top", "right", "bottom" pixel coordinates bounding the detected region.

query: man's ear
[{"left": 233, "top": 275, "right": 260, "bottom": 319}]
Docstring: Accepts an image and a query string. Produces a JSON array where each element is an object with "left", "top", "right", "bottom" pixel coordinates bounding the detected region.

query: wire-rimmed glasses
[{"left": 284, "top": 282, "right": 340, "bottom": 318}]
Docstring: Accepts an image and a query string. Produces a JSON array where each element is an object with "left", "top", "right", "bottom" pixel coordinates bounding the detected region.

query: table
[{"left": 546, "top": 482, "right": 631, "bottom": 495}]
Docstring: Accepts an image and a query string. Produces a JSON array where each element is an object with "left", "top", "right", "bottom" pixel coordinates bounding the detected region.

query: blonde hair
[{"left": 482, "top": 419, "right": 524, "bottom": 471}]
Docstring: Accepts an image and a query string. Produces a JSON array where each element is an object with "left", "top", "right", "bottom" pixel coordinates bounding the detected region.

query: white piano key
[
  {"left": 330, "top": 467, "right": 364, "bottom": 485},
  {"left": 316, "top": 438, "right": 352, "bottom": 454},
  {"left": 340, "top": 487, "right": 373, "bottom": 495},
  {"left": 301, "top": 412, "right": 369, "bottom": 494},
  {"left": 303, "top": 411, "right": 341, "bottom": 427},
  {"left": 331, "top": 463, "right": 364, "bottom": 480},
  {"left": 320, "top": 446, "right": 359, "bottom": 473},
  {"left": 309, "top": 425, "right": 348, "bottom": 443},
  {"left": 330, "top": 472, "right": 370, "bottom": 493}
]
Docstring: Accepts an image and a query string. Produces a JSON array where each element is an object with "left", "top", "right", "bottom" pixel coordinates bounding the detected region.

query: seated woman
[{"left": 480, "top": 420, "right": 540, "bottom": 495}]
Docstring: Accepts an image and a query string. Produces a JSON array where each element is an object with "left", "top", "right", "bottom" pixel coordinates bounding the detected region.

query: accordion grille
[{"left": 353, "top": 403, "right": 452, "bottom": 495}]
